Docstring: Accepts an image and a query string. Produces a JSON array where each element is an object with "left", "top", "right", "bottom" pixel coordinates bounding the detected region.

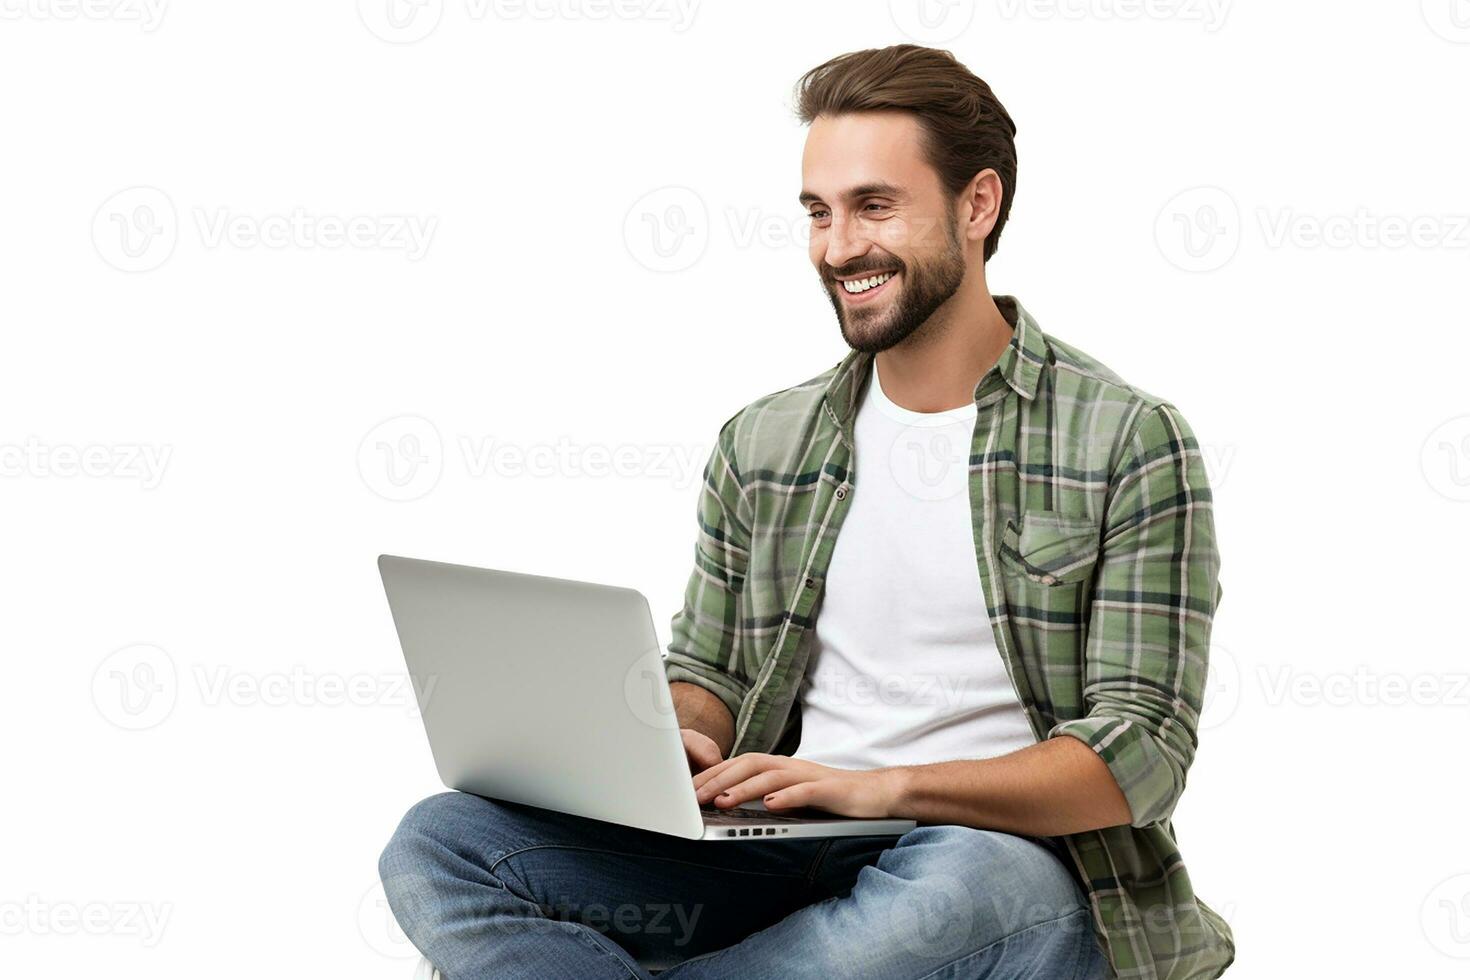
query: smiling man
[{"left": 381, "top": 44, "right": 1233, "bottom": 980}]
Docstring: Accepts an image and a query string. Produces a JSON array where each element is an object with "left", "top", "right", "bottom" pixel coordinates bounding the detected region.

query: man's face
[{"left": 801, "top": 111, "right": 968, "bottom": 353}]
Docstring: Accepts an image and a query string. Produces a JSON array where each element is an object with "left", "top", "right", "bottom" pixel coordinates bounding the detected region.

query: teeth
[{"left": 842, "top": 271, "right": 894, "bottom": 294}]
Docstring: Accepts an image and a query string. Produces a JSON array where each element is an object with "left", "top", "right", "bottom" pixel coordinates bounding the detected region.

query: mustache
[{"left": 822, "top": 258, "right": 904, "bottom": 281}]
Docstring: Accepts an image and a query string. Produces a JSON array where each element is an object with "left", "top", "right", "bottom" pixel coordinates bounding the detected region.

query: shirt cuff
[
  {"left": 1049, "top": 715, "right": 1184, "bottom": 828},
  {"left": 663, "top": 656, "right": 747, "bottom": 727}
]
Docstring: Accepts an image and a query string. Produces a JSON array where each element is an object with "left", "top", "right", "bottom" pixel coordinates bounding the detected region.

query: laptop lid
[{"left": 378, "top": 555, "right": 705, "bottom": 840}]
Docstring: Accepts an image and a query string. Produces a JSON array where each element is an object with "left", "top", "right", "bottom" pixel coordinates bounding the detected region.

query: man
[{"left": 381, "top": 44, "right": 1233, "bottom": 979}]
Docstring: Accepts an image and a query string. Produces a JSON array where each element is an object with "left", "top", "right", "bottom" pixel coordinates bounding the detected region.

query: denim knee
[
  {"left": 379, "top": 793, "right": 476, "bottom": 930},
  {"left": 381, "top": 793, "right": 470, "bottom": 872},
  {"left": 879, "top": 825, "right": 1091, "bottom": 950}
]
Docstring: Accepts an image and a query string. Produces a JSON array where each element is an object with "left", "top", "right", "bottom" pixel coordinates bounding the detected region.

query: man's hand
[
  {"left": 669, "top": 681, "right": 734, "bottom": 773},
  {"left": 680, "top": 728, "right": 724, "bottom": 775},
  {"left": 692, "top": 753, "right": 903, "bottom": 819}
]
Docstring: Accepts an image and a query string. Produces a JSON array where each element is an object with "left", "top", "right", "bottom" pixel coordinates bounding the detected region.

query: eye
[
  {"left": 808, "top": 208, "right": 830, "bottom": 221},
  {"left": 862, "top": 202, "right": 890, "bottom": 214}
]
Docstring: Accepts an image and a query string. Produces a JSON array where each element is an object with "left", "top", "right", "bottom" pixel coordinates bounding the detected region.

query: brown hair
[{"left": 794, "top": 45, "right": 1018, "bottom": 262}]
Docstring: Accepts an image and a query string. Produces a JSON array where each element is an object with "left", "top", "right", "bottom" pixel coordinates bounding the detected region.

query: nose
[{"left": 821, "top": 213, "right": 870, "bottom": 273}]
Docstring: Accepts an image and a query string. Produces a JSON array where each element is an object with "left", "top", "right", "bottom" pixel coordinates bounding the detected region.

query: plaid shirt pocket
[{"left": 998, "top": 512, "right": 1101, "bottom": 587}]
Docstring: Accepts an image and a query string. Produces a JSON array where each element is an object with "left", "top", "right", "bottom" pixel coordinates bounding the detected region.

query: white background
[{"left": 3, "top": 1, "right": 1468, "bottom": 976}]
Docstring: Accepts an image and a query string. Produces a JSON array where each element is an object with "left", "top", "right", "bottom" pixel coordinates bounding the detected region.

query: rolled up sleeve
[
  {"left": 664, "top": 420, "right": 752, "bottom": 724},
  {"left": 1049, "top": 402, "right": 1221, "bottom": 828}
]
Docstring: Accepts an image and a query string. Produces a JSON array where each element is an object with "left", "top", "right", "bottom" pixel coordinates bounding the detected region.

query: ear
[{"left": 960, "top": 169, "right": 1003, "bottom": 248}]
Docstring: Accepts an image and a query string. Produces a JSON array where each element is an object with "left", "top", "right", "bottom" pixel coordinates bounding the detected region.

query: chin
[
  {"left": 839, "top": 302, "right": 892, "bottom": 340},
  {"left": 841, "top": 323, "right": 897, "bottom": 354}
]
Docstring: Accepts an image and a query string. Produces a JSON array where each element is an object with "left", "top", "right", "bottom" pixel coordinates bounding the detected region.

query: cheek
[
  {"left": 870, "top": 213, "right": 952, "bottom": 260},
  {"left": 873, "top": 217, "right": 919, "bottom": 259}
]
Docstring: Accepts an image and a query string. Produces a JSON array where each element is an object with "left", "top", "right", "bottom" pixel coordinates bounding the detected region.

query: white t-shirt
[{"left": 792, "top": 362, "right": 1037, "bottom": 771}]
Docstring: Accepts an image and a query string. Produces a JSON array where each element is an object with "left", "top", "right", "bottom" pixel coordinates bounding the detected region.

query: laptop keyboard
[{"left": 699, "top": 805, "right": 813, "bottom": 836}]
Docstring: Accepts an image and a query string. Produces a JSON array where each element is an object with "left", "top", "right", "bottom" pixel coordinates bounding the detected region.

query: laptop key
[{"left": 699, "top": 806, "right": 813, "bottom": 825}]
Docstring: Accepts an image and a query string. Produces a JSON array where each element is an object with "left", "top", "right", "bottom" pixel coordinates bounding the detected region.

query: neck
[{"left": 874, "top": 268, "right": 1013, "bottom": 414}]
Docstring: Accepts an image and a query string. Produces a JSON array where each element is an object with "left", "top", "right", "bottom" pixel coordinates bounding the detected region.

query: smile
[
  {"left": 835, "top": 271, "right": 898, "bottom": 306},
  {"left": 840, "top": 271, "right": 895, "bottom": 294}
]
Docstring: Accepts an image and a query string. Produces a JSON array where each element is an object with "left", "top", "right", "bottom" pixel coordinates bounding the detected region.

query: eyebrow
[{"left": 799, "top": 181, "right": 906, "bottom": 207}]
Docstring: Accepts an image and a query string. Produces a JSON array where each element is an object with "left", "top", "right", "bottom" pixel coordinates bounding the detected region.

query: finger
[
  {"left": 694, "top": 755, "right": 786, "bottom": 803},
  {"left": 694, "top": 755, "right": 769, "bottom": 800},
  {"left": 686, "top": 748, "right": 719, "bottom": 774},
  {"left": 692, "top": 752, "right": 768, "bottom": 794},
  {"left": 763, "top": 780, "right": 818, "bottom": 812},
  {"left": 681, "top": 732, "right": 722, "bottom": 773},
  {"left": 691, "top": 755, "right": 737, "bottom": 792},
  {"left": 710, "top": 770, "right": 807, "bottom": 808}
]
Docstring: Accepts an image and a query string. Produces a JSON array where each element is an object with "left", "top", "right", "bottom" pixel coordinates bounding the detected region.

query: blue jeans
[{"left": 379, "top": 792, "right": 1111, "bottom": 979}]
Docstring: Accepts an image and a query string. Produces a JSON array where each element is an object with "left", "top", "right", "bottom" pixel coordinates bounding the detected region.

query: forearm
[
  {"left": 670, "top": 681, "right": 735, "bottom": 757},
  {"left": 887, "top": 736, "right": 1132, "bottom": 837}
]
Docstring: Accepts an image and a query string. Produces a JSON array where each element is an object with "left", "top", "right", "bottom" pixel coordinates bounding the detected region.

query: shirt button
[
  {"left": 804, "top": 576, "right": 816, "bottom": 589},
  {"left": 1040, "top": 573, "right": 1058, "bottom": 585},
  {"left": 834, "top": 486, "right": 848, "bottom": 500}
]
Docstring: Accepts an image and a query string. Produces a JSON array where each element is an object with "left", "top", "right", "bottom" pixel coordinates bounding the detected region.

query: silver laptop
[{"left": 378, "top": 555, "right": 916, "bottom": 841}]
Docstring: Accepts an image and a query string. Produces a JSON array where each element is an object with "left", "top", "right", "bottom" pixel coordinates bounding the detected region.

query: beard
[{"left": 822, "top": 221, "right": 967, "bottom": 354}]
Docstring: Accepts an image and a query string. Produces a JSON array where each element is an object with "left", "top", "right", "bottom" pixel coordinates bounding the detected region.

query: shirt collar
[{"left": 822, "top": 295, "right": 1046, "bottom": 429}]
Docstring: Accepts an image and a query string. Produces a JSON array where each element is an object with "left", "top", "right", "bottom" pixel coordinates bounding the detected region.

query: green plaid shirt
[{"left": 664, "top": 296, "right": 1233, "bottom": 980}]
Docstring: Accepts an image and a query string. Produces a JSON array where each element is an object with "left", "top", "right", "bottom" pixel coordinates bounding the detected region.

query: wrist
[{"left": 879, "top": 765, "right": 916, "bottom": 818}]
